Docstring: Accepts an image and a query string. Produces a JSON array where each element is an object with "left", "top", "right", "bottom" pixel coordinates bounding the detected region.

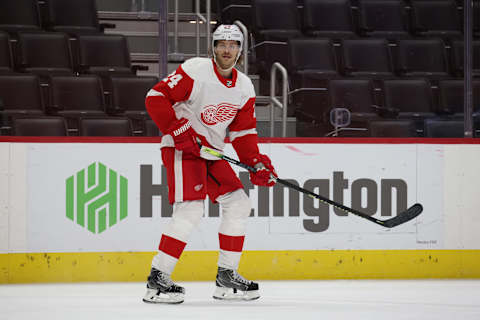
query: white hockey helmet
[{"left": 212, "top": 24, "right": 243, "bottom": 53}]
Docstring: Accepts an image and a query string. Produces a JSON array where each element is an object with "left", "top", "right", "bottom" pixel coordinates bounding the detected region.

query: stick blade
[{"left": 381, "top": 203, "right": 423, "bottom": 228}]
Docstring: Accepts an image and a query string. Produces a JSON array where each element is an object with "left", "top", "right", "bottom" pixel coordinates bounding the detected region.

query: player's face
[{"left": 214, "top": 40, "right": 240, "bottom": 70}]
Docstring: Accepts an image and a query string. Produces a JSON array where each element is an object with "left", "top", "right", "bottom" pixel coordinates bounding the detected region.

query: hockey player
[{"left": 142, "top": 24, "right": 277, "bottom": 304}]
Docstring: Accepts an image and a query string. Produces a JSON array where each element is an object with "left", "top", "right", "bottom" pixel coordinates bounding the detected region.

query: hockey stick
[{"left": 200, "top": 145, "right": 423, "bottom": 228}]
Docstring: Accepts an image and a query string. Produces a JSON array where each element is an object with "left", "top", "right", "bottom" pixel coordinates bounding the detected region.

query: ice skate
[
  {"left": 143, "top": 268, "right": 185, "bottom": 304},
  {"left": 213, "top": 267, "right": 260, "bottom": 301}
]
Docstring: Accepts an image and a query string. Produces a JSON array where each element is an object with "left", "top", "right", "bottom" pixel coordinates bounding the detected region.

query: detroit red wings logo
[{"left": 201, "top": 103, "right": 239, "bottom": 125}]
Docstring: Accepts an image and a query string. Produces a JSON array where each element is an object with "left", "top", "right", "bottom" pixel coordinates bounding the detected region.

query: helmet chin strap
[{"left": 213, "top": 48, "right": 241, "bottom": 73}]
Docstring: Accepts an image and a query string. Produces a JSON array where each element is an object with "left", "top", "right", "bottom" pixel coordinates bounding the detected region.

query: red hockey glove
[
  {"left": 166, "top": 118, "right": 200, "bottom": 158},
  {"left": 246, "top": 154, "right": 277, "bottom": 187}
]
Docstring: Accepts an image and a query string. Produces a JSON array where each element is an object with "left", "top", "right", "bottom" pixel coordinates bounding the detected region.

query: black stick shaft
[{"left": 200, "top": 146, "right": 422, "bottom": 228}]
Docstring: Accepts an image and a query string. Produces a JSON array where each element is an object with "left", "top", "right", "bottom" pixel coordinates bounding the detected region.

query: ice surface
[{"left": 1, "top": 280, "right": 479, "bottom": 320}]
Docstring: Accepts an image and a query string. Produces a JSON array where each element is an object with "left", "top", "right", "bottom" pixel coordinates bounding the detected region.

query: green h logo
[{"left": 66, "top": 162, "right": 128, "bottom": 234}]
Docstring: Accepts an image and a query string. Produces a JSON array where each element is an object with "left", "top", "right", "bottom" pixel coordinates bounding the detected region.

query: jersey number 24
[{"left": 164, "top": 71, "right": 183, "bottom": 89}]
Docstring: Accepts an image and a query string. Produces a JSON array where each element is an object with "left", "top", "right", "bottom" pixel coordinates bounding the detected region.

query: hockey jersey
[{"left": 145, "top": 57, "right": 259, "bottom": 162}]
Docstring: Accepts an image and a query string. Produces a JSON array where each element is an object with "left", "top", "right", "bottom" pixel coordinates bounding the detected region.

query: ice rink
[{"left": 1, "top": 280, "right": 480, "bottom": 320}]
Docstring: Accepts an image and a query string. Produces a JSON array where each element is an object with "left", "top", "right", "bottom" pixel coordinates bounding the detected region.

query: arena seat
[
  {"left": 382, "top": 79, "right": 435, "bottom": 119},
  {"left": 219, "top": 0, "right": 252, "bottom": 26},
  {"left": 77, "top": 34, "right": 135, "bottom": 78},
  {"left": 109, "top": 76, "right": 158, "bottom": 134},
  {"left": 45, "top": 0, "right": 111, "bottom": 36},
  {"left": 302, "top": 0, "right": 356, "bottom": 39},
  {"left": 424, "top": 119, "right": 465, "bottom": 138},
  {"left": 0, "top": 75, "right": 44, "bottom": 118},
  {"left": 252, "top": 0, "right": 302, "bottom": 74},
  {"left": 17, "top": 32, "right": 73, "bottom": 79},
  {"left": 0, "top": 0, "right": 42, "bottom": 34},
  {"left": 450, "top": 40, "right": 480, "bottom": 78},
  {"left": 341, "top": 39, "right": 394, "bottom": 78},
  {"left": 328, "top": 79, "right": 379, "bottom": 122},
  {"left": 395, "top": 39, "right": 450, "bottom": 79},
  {"left": 49, "top": 75, "right": 106, "bottom": 134},
  {"left": 79, "top": 118, "right": 133, "bottom": 136},
  {"left": 13, "top": 116, "right": 67, "bottom": 136},
  {"left": 288, "top": 38, "right": 338, "bottom": 87},
  {"left": 109, "top": 76, "right": 158, "bottom": 118},
  {"left": 369, "top": 120, "right": 417, "bottom": 137},
  {"left": 410, "top": 0, "right": 462, "bottom": 40},
  {"left": 438, "top": 79, "right": 480, "bottom": 116},
  {"left": 357, "top": 0, "right": 410, "bottom": 39}
]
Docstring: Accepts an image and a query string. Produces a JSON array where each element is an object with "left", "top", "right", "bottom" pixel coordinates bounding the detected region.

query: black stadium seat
[
  {"left": 395, "top": 39, "right": 449, "bottom": 79},
  {"left": 369, "top": 120, "right": 417, "bottom": 137},
  {"left": 252, "top": 0, "right": 302, "bottom": 74},
  {"left": 252, "top": 0, "right": 301, "bottom": 42},
  {"left": 109, "top": 76, "right": 158, "bottom": 134},
  {"left": 438, "top": 80, "right": 480, "bottom": 116},
  {"left": 424, "top": 119, "right": 465, "bottom": 138},
  {"left": 79, "top": 118, "right": 133, "bottom": 136},
  {"left": 410, "top": 0, "right": 462, "bottom": 40},
  {"left": 328, "top": 79, "right": 379, "bottom": 122},
  {"left": 45, "top": 0, "right": 112, "bottom": 36},
  {"left": 302, "top": 0, "right": 356, "bottom": 39},
  {"left": 50, "top": 75, "right": 106, "bottom": 118},
  {"left": 77, "top": 34, "right": 135, "bottom": 78},
  {"left": 13, "top": 117, "right": 67, "bottom": 136},
  {"left": 341, "top": 39, "right": 394, "bottom": 78},
  {"left": 0, "top": 31, "right": 13, "bottom": 74},
  {"left": 219, "top": 0, "right": 252, "bottom": 26},
  {"left": 357, "top": 0, "right": 410, "bottom": 39},
  {"left": 0, "top": 0, "right": 42, "bottom": 34},
  {"left": 450, "top": 40, "right": 480, "bottom": 78},
  {"left": 288, "top": 38, "right": 338, "bottom": 85},
  {"left": 17, "top": 32, "right": 73, "bottom": 79},
  {"left": 109, "top": 76, "right": 158, "bottom": 118},
  {"left": 0, "top": 75, "right": 44, "bottom": 118},
  {"left": 287, "top": 39, "right": 338, "bottom": 118},
  {"left": 382, "top": 79, "right": 435, "bottom": 119}
]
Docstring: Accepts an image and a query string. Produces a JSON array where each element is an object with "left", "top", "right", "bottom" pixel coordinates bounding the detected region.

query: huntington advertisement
[{"left": 11, "top": 142, "right": 442, "bottom": 252}]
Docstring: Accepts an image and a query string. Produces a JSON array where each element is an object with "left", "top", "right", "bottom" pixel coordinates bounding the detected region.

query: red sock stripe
[
  {"left": 158, "top": 234, "right": 186, "bottom": 259},
  {"left": 218, "top": 233, "right": 245, "bottom": 252}
]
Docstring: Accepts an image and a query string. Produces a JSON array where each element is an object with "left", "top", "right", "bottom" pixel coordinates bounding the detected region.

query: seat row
[
  {"left": 297, "top": 118, "right": 479, "bottom": 138},
  {"left": 0, "top": 74, "right": 158, "bottom": 135},
  {"left": 222, "top": 0, "right": 480, "bottom": 41},
  {"left": 6, "top": 117, "right": 160, "bottom": 137},
  {"left": 0, "top": 0, "right": 113, "bottom": 37},
  {"left": 293, "top": 78, "right": 480, "bottom": 125},
  {"left": 0, "top": 31, "right": 145, "bottom": 85},
  {"left": 287, "top": 38, "right": 480, "bottom": 85}
]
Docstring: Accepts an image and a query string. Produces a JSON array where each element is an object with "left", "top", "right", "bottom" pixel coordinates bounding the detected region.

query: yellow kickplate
[{"left": 1, "top": 250, "right": 479, "bottom": 283}]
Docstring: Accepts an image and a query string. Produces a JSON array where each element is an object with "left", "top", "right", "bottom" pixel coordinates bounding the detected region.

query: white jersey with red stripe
[{"left": 147, "top": 57, "right": 257, "bottom": 152}]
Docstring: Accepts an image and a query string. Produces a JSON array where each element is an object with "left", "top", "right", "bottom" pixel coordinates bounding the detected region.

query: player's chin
[{"left": 220, "top": 61, "right": 235, "bottom": 69}]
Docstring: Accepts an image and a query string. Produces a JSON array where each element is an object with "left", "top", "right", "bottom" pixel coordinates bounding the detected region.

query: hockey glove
[
  {"left": 246, "top": 154, "right": 277, "bottom": 187},
  {"left": 167, "top": 118, "right": 200, "bottom": 158}
]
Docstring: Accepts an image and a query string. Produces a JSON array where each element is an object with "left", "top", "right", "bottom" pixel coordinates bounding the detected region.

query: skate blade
[
  {"left": 143, "top": 288, "right": 184, "bottom": 304},
  {"left": 212, "top": 286, "right": 260, "bottom": 301}
]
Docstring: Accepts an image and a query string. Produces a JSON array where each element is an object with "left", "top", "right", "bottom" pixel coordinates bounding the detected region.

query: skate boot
[
  {"left": 143, "top": 268, "right": 185, "bottom": 304},
  {"left": 213, "top": 267, "right": 260, "bottom": 301}
]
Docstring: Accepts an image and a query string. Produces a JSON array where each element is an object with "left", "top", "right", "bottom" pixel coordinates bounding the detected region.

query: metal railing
[
  {"left": 195, "top": 0, "right": 211, "bottom": 57},
  {"left": 233, "top": 20, "right": 248, "bottom": 75},
  {"left": 169, "top": 0, "right": 184, "bottom": 61},
  {"left": 270, "top": 62, "right": 288, "bottom": 137}
]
